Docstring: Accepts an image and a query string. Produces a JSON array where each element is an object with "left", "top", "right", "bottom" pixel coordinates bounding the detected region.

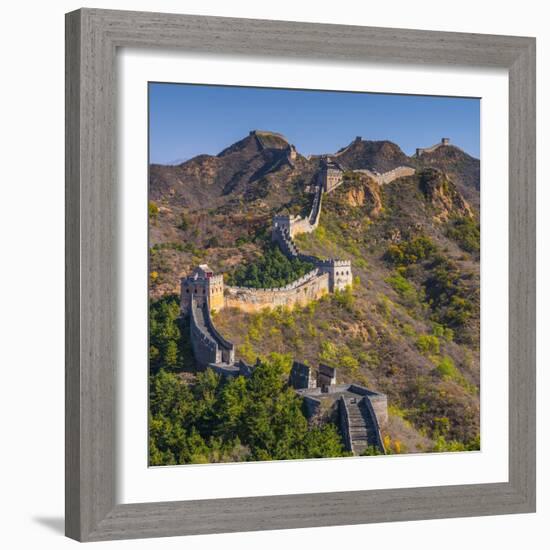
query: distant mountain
[
  {"left": 150, "top": 133, "right": 480, "bottom": 212},
  {"left": 414, "top": 144, "right": 480, "bottom": 208},
  {"left": 149, "top": 130, "right": 312, "bottom": 210},
  {"left": 334, "top": 137, "right": 414, "bottom": 173}
]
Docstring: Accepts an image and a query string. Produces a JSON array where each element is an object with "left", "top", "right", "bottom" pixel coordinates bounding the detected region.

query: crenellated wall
[
  {"left": 272, "top": 182, "right": 323, "bottom": 239},
  {"left": 189, "top": 295, "right": 235, "bottom": 367},
  {"left": 415, "top": 137, "right": 451, "bottom": 157},
  {"left": 181, "top": 270, "right": 224, "bottom": 314},
  {"left": 290, "top": 362, "right": 388, "bottom": 456},
  {"left": 225, "top": 270, "right": 329, "bottom": 313},
  {"left": 319, "top": 162, "right": 345, "bottom": 193},
  {"left": 354, "top": 165, "right": 415, "bottom": 185},
  {"left": 317, "top": 259, "right": 353, "bottom": 292},
  {"left": 272, "top": 205, "right": 353, "bottom": 293},
  {"left": 189, "top": 297, "right": 222, "bottom": 366}
]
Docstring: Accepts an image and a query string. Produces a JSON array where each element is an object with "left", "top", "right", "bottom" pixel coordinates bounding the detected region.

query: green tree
[
  {"left": 227, "top": 246, "right": 313, "bottom": 288},
  {"left": 149, "top": 295, "right": 183, "bottom": 371},
  {"left": 148, "top": 358, "right": 348, "bottom": 466}
]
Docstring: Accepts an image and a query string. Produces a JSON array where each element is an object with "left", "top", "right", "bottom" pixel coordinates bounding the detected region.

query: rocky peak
[
  {"left": 419, "top": 168, "right": 473, "bottom": 221},
  {"left": 335, "top": 139, "right": 412, "bottom": 173}
]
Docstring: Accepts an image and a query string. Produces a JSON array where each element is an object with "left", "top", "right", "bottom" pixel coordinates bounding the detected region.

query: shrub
[
  {"left": 435, "top": 356, "right": 458, "bottom": 378},
  {"left": 385, "top": 272, "right": 419, "bottom": 308},
  {"left": 432, "top": 322, "right": 454, "bottom": 342},
  {"left": 361, "top": 445, "right": 383, "bottom": 456},
  {"left": 385, "top": 235, "right": 437, "bottom": 266},
  {"left": 339, "top": 354, "right": 360, "bottom": 374},
  {"left": 205, "top": 236, "right": 220, "bottom": 248},
  {"left": 446, "top": 216, "right": 480, "bottom": 254},
  {"left": 423, "top": 258, "right": 476, "bottom": 333},
  {"left": 416, "top": 334, "right": 440, "bottom": 355},
  {"left": 376, "top": 293, "right": 392, "bottom": 319},
  {"left": 148, "top": 200, "right": 159, "bottom": 221},
  {"left": 332, "top": 286, "right": 355, "bottom": 311},
  {"left": 238, "top": 336, "right": 257, "bottom": 364},
  {"left": 177, "top": 213, "right": 189, "bottom": 231},
  {"left": 235, "top": 236, "right": 248, "bottom": 247},
  {"left": 318, "top": 341, "right": 338, "bottom": 365}
]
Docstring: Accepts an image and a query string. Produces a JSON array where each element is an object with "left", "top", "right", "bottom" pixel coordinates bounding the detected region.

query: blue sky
[{"left": 149, "top": 83, "right": 480, "bottom": 164}]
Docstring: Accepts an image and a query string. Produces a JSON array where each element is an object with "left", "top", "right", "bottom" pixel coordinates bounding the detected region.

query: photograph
[
  {"left": 1, "top": 1, "right": 542, "bottom": 546},
  {"left": 148, "top": 83, "right": 481, "bottom": 465}
]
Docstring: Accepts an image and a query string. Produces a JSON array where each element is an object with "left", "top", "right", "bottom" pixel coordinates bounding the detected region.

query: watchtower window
[{"left": 186, "top": 289, "right": 189, "bottom": 293}]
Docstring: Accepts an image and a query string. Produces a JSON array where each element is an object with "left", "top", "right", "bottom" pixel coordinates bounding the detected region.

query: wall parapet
[
  {"left": 272, "top": 182, "right": 323, "bottom": 239},
  {"left": 226, "top": 268, "right": 320, "bottom": 294},
  {"left": 354, "top": 165, "right": 415, "bottom": 185},
  {"left": 189, "top": 295, "right": 235, "bottom": 366},
  {"left": 362, "top": 394, "right": 386, "bottom": 454},
  {"left": 225, "top": 271, "right": 330, "bottom": 313},
  {"left": 415, "top": 137, "right": 451, "bottom": 157},
  {"left": 339, "top": 396, "right": 353, "bottom": 453}
]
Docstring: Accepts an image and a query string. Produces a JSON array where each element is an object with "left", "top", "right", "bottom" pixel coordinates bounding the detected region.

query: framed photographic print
[{"left": 65, "top": 8, "right": 536, "bottom": 542}]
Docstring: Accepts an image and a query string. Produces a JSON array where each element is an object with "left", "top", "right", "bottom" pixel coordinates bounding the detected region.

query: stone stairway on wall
[
  {"left": 273, "top": 226, "right": 299, "bottom": 259},
  {"left": 308, "top": 183, "right": 323, "bottom": 225},
  {"left": 345, "top": 397, "right": 380, "bottom": 455}
]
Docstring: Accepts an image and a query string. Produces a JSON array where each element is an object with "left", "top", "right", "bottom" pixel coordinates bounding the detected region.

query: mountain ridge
[
  {"left": 150, "top": 132, "right": 479, "bottom": 204},
  {"left": 149, "top": 129, "right": 481, "bottom": 457}
]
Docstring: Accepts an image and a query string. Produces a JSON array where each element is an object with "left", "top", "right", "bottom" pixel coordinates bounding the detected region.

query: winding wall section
[{"left": 189, "top": 295, "right": 235, "bottom": 367}]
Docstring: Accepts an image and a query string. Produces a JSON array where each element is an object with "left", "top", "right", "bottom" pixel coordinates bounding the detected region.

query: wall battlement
[
  {"left": 189, "top": 294, "right": 235, "bottom": 367},
  {"left": 272, "top": 223, "right": 353, "bottom": 292},
  {"left": 415, "top": 137, "right": 451, "bottom": 157},
  {"left": 318, "top": 158, "right": 345, "bottom": 193},
  {"left": 225, "top": 271, "right": 329, "bottom": 313},
  {"left": 272, "top": 182, "right": 323, "bottom": 239},
  {"left": 290, "top": 362, "right": 388, "bottom": 455},
  {"left": 181, "top": 264, "right": 224, "bottom": 314},
  {"left": 353, "top": 165, "right": 415, "bottom": 185},
  {"left": 227, "top": 268, "right": 320, "bottom": 293}
]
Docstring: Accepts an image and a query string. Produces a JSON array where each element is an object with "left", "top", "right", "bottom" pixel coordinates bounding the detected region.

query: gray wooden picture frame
[{"left": 65, "top": 8, "right": 536, "bottom": 542}]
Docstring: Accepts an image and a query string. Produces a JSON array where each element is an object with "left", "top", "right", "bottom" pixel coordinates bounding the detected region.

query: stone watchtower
[
  {"left": 287, "top": 144, "right": 297, "bottom": 161},
  {"left": 180, "top": 264, "right": 225, "bottom": 315},
  {"left": 317, "top": 364, "right": 337, "bottom": 392},
  {"left": 319, "top": 157, "right": 344, "bottom": 193},
  {"left": 318, "top": 259, "right": 353, "bottom": 292},
  {"left": 289, "top": 361, "right": 316, "bottom": 390}
]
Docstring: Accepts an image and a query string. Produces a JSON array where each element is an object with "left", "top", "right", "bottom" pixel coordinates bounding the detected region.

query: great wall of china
[
  {"left": 354, "top": 165, "right": 416, "bottom": 185},
  {"left": 416, "top": 137, "right": 451, "bottom": 157},
  {"left": 178, "top": 134, "right": 453, "bottom": 454}
]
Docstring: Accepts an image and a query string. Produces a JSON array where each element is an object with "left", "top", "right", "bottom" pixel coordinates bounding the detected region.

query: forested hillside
[{"left": 149, "top": 133, "right": 481, "bottom": 461}]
